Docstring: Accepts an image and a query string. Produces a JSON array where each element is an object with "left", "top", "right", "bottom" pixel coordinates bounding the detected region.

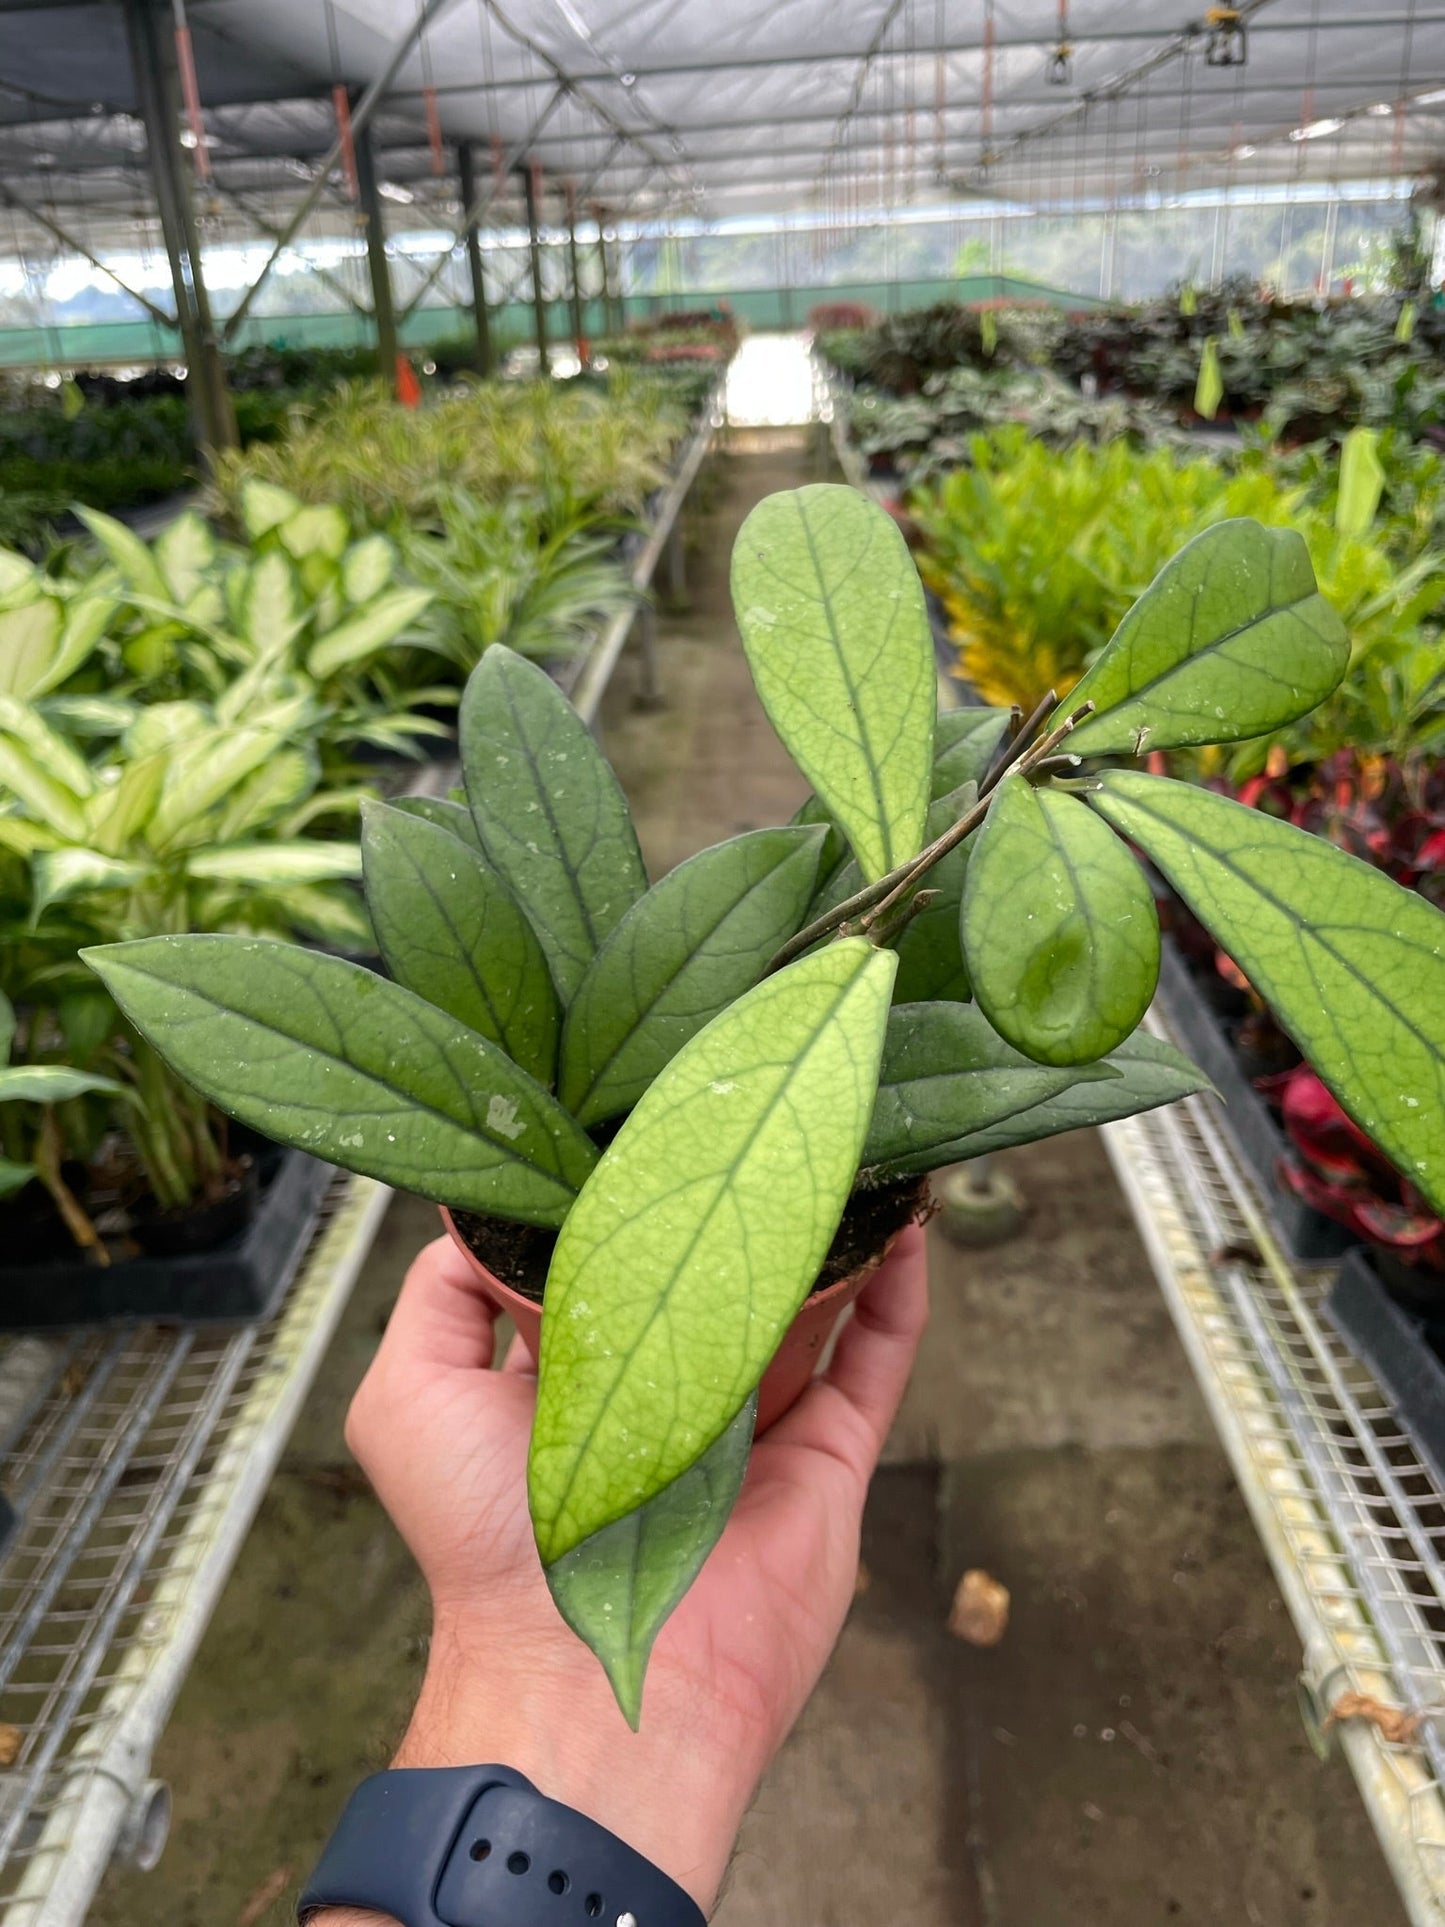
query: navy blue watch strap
[{"left": 297, "top": 1765, "right": 708, "bottom": 1927}]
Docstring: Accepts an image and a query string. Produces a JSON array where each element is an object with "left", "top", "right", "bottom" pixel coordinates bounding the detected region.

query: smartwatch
[{"left": 297, "top": 1765, "right": 708, "bottom": 1926}]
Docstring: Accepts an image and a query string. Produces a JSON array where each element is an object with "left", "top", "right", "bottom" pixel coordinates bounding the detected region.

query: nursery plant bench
[
  {"left": 1104, "top": 1018, "right": 1445, "bottom": 1927},
  {"left": 0, "top": 1169, "right": 391, "bottom": 1926}
]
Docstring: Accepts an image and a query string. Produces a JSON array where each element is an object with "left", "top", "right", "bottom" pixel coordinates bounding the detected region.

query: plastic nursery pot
[{"left": 440, "top": 1206, "right": 903, "bottom": 1434}]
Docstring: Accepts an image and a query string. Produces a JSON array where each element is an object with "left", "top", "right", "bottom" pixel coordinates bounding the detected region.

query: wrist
[{"left": 390, "top": 1611, "right": 750, "bottom": 1913}]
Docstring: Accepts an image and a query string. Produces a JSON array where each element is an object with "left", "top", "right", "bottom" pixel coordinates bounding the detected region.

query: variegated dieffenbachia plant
[{"left": 84, "top": 487, "right": 1445, "bottom": 1724}]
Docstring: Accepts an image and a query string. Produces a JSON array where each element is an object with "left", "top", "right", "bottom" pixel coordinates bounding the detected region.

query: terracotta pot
[{"left": 440, "top": 1207, "right": 903, "bottom": 1433}]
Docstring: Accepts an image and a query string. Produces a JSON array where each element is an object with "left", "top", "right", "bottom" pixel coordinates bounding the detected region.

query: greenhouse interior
[{"left": 3, "top": 1, "right": 1445, "bottom": 1922}]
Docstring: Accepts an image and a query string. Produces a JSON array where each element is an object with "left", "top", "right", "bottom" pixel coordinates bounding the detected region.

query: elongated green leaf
[
  {"left": 30, "top": 593, "right": 116, "bottom": 701},
  {"left": 280, "top": 503, "right": 349, "bottom": 563},
  {"left": 243, "top": 551, "right": 301, "bottom": 655},
  {"left": 0, "top": 1064, "right": 124, "bottom": 1104},
  {"left": 342, "top": 534, "right": 395, "bottom": 604},
  {"left": 0, "top": 990, "right": 14, "bottom": 1062},
  {"left": 860, "top": 1001, "right": 1117, "bottom": 1175},
  {"left": 460, "top": 646, "right": 646, "bottom": 1003},
  {"left": 0, "top": 1158, "right": 34, "bottom": 1199},
  {"left": 0, "top": 599, "right": 64, "bottom": 700},
  {"left": 75, "top": 507, "right": 167, "bottom": 599},
  {"left": 731, "top": 485, "right": 934, "bottom": 883},
  {"left": 307, "top": 588, "right": 434, "bottom": 681},
  {"left": 1063, "top": 520, "right": 1349, "bottom": 757},
  {"left": 866, "top": 1025, "right": 1203, "bottom": 1177},
  {"left": 932, "top": 707, "right": 1010, "bottom": 800},
  {"left": 1087, "top": 770, "right": 1445, "bottom": 1214},
  {"left": 559, "top": 826, "right": 826, "bottom": 1127},
  {"left": 85, "top": 936, "right": 597, "bottom": 1224},
  {"left": 362, "top": 801, "right": 560, "bottom": 1084},
  {"left": 386, "top": 793, "right": 483, "bottom": 853},
  {"left": 893, "top": 782, "right": 977, "bottom": 1005},
  {"left": 240, "top": 479, "right": 302, "bottom": 540},
  {"left": 1337, "top": 427, "right": 1385, "bottom": 539},
  {"left": 86, "top": 755, "right": 165, "bottom": 856},
  {"left": 0, "top": 738, "right": 88, "bottom": 840},
  {"left": 185, "top": 842, "right": 362, "bottom": 885},
  {"left": 963, "top": 776, "right": 1159, "bottom": 1067},
  {"left": 1194, "top": 334, "right": 1223, "bottom": 420},
  {"left": 213, "top": 748, "right": 314, "bottom": 842},
  {"left": 148, "top": 723, "right": 289, "bottom": 853},
  {"left": 530, "top": 937, "right": 896, "bottom": 1564},
  {"left": 31, "top": 848, "right": 149, "bottom": 918},
  {"left": 0, "top": 694, "right": 94, "bottom": 801},
  {"left": 547, "top": 1395, "right": 756, "bottom": 1728}
]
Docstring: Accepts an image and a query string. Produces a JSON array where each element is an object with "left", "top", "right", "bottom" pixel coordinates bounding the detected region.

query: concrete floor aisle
[{"left": 93, "top": 443, "right": 1405, "bottom": 1927}]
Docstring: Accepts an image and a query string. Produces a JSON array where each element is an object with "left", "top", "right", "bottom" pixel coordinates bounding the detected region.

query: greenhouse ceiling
[{"left": 0, "top": 0, "right": 1443, "bottom": 242}]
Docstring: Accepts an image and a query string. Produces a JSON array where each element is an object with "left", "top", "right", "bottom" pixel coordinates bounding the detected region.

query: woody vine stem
[{"left": 763, "top": 693, "right": 1096, "bottom": 976}]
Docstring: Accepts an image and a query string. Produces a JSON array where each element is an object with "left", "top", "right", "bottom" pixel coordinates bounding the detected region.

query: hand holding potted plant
[{"left": 88, "top": 486, "right": 1445, "bottom": 1724}]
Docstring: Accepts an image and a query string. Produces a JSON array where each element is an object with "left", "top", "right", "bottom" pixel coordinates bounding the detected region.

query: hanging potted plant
[{"left": 88, "top": 487, "right": 1445, "bottom": 1726}]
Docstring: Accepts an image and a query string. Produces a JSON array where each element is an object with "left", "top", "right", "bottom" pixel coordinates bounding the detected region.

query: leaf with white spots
[
  {"left": 460, "top": 646, "right": 646, "bottom": 1003},
  {"left": 1088, "top": 770, "right": 1445, "bottom": 1213},
  {"left": 529, "top": 936, "right": 896, "bottom": 1566},
  {"left": 1063, "top": 519, "right": 1348, "bottom": 757},
  {"left": 83, "top": 935, "right": 596, "bottom": 1224},
  {"left": 732, "top": 486, "right": 935, "bottom": 882},
  {"left": 362, "top": 800, "right": 561, "bottom": 1085}
]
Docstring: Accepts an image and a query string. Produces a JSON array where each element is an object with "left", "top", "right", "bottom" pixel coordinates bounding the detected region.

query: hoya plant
[{"left": 87, "top": 488, "right": 1445, "bottom": 1724}]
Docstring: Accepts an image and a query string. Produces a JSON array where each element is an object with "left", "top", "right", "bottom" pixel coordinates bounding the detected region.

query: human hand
[{"left": 320, "top": 1221, "right": 928, "bottom": 1922}]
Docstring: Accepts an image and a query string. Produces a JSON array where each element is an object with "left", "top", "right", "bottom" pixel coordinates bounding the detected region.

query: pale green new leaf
[
  {"left": 1064, "top": 520, "right": 1349, "bottom": 757},
  {"left": 1337, "top": 427, "right": 1386, "bottom": 539},
  {"left": 306, "top": 588, "right": 434, "bottom": 681},
  {"left": 460, "top": 646, "right": 646, "bottom": 1003},
  {"left": 85, "top": 936, "right": 598, "bottom": 1224},
  {"left": 901, "top": 1032, "right": 1211, "bottom": 1168},
  {"left": 559, "top": 825, "right": 826, "bottom": 1127},
  {"left": 361, "top": 801, "right": 560, "bottom": 1084},
  {"left": 148, "top": 724, "right": 288, "bottom": 852},
  {"left": 1088, "top": 770, "right": 1445, "bottom": 1213},
  {"left": 530, "top": 937, "right": 895, "bottom": 1565},
  {"left": 963, "top": 776, "right": 1159, "bottom": 1066},
  {"left": 214, "top": 748, "right": 314, "bottom": 841},
  {"left": 860, "top": 1001, "right": 1117, "bottom": 1176},
  {"left": 731, "top": 485, "right": 934, "bottom": 882},
  {"left": 546, "top": 1395, "right": 756, "bottom": 1728}
]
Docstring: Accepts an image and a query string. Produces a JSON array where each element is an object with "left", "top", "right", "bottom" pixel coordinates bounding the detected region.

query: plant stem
[
  {"left": 764, "top": 696, "right": 1094, "bottom": 976},
  {"left": 35, "top": 1109, "right": 108, "bottom": 1264}
]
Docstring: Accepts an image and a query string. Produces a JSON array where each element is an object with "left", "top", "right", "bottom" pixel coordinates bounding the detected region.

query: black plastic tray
[
  {"left": 0, "top": 1149, "right": 334, "bottom": 1332},
  {"left": 1155, "top": 941, "right": 1355, "bottom": 1264},
  {"left": 1328, "top": 1249, "right": 1445, "bottom": 1485}
]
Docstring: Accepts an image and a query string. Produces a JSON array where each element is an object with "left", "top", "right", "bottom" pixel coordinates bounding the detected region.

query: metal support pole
[
  {"left": 354, "top": 121, "right": 400, "bottom": 384},
  {"left": 222, "top": 0, "right": 457, "bottom": 339},
  {"left": 594, "top": 205, "right": 616, "bottom": 334},
  {"left": 121, "top": 0, "right": 235, "bottom": 456},
  {"left": 565, "top": 181, "right": 586, "bottom": 358},
  {"left": 456, "top": 140, "right": 494, "bottom": 375},
  {"left": 521, "top": 159, "right": 549, "bottom": 377}
]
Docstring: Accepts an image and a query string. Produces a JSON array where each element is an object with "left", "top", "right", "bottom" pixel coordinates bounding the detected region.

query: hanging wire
[
  {"left": 933, "top": 0, "right": 945, "bottom": 178},
  {"left": 418, "top": 0, "right": 446, "bottom": 176},
  {"left": 170, "top": 0, "right": 211, "bottom": 182},
  {"left": 323, "top": 0, "right": 360, "bottom": 201}
]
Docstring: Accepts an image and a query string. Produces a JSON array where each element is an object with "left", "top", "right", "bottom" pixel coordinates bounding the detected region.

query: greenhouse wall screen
[{"left": 0, "top": 3, "right": 1444, "bottom": 1924}]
